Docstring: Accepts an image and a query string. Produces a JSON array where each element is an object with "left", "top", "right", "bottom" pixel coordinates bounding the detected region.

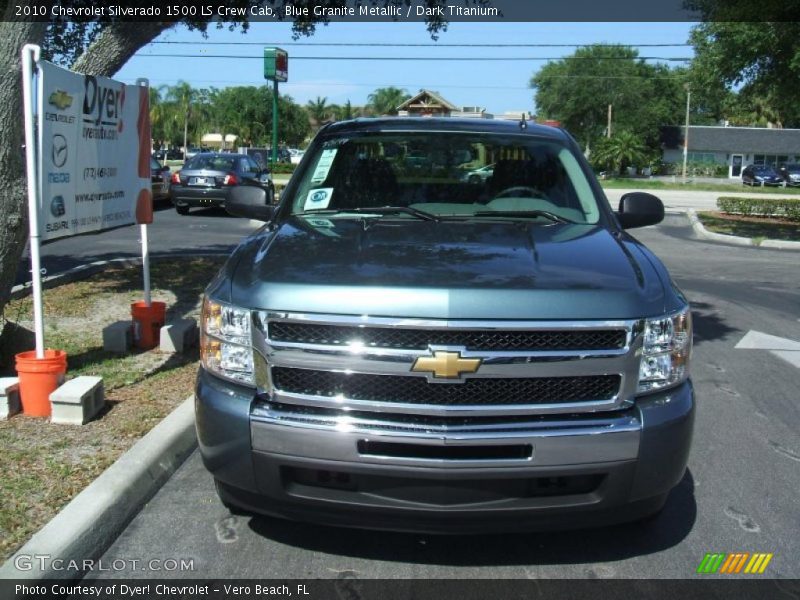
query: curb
[
  {"left": 0, "top": 396, "right": 197, "bottom": 580},
  {"left": 687, "top": 209, "right": 800, "bottom": 251}
]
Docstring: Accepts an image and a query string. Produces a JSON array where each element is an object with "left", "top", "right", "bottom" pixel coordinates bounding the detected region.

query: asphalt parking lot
[
  {"left": 60, "top": 209, "right": 795, "bottom": 580},
  {"left": 24, "top": 205, "right": 800, "bottom": 580}
]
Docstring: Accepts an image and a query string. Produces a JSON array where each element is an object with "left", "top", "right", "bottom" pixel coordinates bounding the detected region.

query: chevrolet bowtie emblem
[
  {"left": 411, "top": 350, "right": 482, "bottom": 379},
  {"left": 48, "top": 90, "right": 73, "bottom": 110}
]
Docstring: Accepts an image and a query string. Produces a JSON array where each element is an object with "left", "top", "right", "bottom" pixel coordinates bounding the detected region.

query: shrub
[
  {"left": 717, "top": 196, "right": 800, "bottom": 222},
  {"left": 269, "top": 163, "right": 297, "bottom": 174}
]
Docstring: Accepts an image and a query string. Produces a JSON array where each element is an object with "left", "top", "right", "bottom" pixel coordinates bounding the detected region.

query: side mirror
[
  {"left": 616, "top": 192, "right": 664, "bottom": 229},
  {"left": 226, "top": 185, "right": 275, "bottom": 221}
]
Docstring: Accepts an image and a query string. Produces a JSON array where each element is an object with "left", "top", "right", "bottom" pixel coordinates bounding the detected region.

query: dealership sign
[
  {"left": 37, "top": 61, "right": 151, "bottom": 241},
  {"left": 263, "top": 47, "right": 288, "bottom": 82}
]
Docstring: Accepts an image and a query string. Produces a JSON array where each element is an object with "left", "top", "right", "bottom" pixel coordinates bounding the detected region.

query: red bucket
[
  {"left": 131, "top": 301, "right": 166, "bottom": 349},
  {"left": 15, "top": 349, "right": 68, "bottom": 417}
]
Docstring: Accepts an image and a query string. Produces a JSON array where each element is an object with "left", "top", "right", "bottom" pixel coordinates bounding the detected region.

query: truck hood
[{"left": 228, "top": 216, "right": 668, "bottom": 320}]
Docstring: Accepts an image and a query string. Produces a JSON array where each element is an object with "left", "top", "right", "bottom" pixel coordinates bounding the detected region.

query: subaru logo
[{"left": 50, "top": 195, "right": 66, "bottom": 217}]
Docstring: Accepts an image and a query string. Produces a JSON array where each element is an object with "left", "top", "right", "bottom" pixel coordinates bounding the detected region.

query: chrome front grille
[
  {"left": 252, "top": 312, "right": 643, "bottom": 420},
  {"left": 267, "top": 321, "right": 627, "bottom": 352},
  {"left": 271, "top": 367, "right": 621, "bottom": 406}
]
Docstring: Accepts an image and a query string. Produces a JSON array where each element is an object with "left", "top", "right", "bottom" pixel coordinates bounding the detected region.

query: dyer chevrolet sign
[{"left": 37, "top": 61, "right": 151, "bottom": 240}]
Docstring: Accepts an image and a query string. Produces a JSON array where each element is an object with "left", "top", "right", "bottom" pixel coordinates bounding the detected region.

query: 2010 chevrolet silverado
[{"left": 195, "top": 118, "right": 694, "bottom": 532}]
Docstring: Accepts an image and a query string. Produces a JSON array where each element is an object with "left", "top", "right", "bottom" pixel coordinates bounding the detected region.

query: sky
[{"left": 115, "top": 21, "right": 696, "bottom": 116}]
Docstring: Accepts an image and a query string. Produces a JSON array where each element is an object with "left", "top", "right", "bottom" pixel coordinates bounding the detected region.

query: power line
[
  {"left": 151, "top": 40, "right": 692, "bottom": 48},
  {"left": 137, "top": 53, "right": 691, "bottom": 62},
  {"left": 135, "top": 74, "right": 685, "bottom": 88}
]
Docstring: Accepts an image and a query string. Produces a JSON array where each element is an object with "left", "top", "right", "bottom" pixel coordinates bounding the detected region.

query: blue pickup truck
[{"left": 195, "top": 117, "right": 694, "bottom": 532}]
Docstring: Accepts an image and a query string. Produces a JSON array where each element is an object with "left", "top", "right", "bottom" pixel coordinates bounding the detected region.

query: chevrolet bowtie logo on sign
[
  {"left": 411, "top": 350, "right": 482, "bottom": 380},
  {"left": 48, "top": 89, "right": 73, "bottom": 110},
  {"left": 697, "top": 552, "right": 774, "bottom": 574}
]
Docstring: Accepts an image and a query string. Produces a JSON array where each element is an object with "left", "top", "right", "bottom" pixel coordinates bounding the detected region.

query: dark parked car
[
  {"left": 196, "top": 118, "right": 695, "bottom": 532},
  {"left": 154, "top": 148, "right": 182, "bottom": 161},
  {"left": 150, "top": 157, "right": 171, "bottom": 201},
  {"left": 169, "top": 153, "right": 273, "bottom": 215},
  {"left": 779, "top": 164, "right": 800, "bottom": 187},
  {"left": 742, "top": 165, "right": 784, "bottom": 186}
]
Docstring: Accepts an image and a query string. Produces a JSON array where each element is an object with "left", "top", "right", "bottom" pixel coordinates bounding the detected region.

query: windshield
[
  {"left": 288, "top": 132, "right": 601, "bottom": 224},
  {"left": 184, "top": 155, "right": 237, "bottom": 171}
]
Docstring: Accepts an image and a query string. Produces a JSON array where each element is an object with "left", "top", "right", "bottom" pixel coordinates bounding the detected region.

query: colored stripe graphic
[
  {"left": 744, "top": 553, "right": 773, "bottom": 574},
  {"left": 698, "top": 553, "right": 774, "bottom": 574},
  {"left": 697, "top": 553, "right": 726, "bottom": 574},
  {"left": 719, "top": 553, "right": 749, "bottom": 573}
]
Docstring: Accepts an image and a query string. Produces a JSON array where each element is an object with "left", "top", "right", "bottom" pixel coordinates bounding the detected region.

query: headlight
[
  {"left": 200, "top": 296, "right": 254, "bottom": 385},
  {"left": 637, "top": 307, "right": 692, "bottom": 393}
]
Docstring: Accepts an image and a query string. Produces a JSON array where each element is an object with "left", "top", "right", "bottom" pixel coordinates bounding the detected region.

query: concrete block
[
  {"left": 50, "top": 376, "right": 104, "bottom": 425},
  {"left": 0, "top": 377, "right": 20, "bottom": 420},
  {"left": 160, "top": 318, "right": 199, "bottom": 353},
  {"left": 103, "top": 321, "right": 132, "bottom": 353}
]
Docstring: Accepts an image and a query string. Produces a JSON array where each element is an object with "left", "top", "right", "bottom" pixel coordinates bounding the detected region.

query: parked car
[
  {"left": 778, "top": 163, "right": 800, "bottom": 187},
  {"left": 741, "top": 164, "right": 784, "bottom": 186},
  {"left": 184, "top": 147, "right": 202, "bottom": 160},
  {"left": 154, "top": 148, "right": 182, "bottom": 161},
  {"left": 289, "top": 148, "right": 305, "bottom": 165},
  {"left": 461, "top": 163, "right": 495, "bottom": 184},
  {"left": 150, "top": 157, "right": 171, "bottom": 201},
  {"left": 169, "top": 153, "right": 273, "bottom": 215},
  {"left": 196, "top": 117, "right": 695, "bottom": 532}
]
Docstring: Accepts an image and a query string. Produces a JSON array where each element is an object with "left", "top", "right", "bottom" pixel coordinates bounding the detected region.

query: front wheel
[{"left": 175, "top": 204, "right": 190, "bottom": 215}]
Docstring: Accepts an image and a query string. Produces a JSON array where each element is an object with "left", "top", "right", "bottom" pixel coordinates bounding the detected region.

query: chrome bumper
[{"left": 250, "top": 402, "right": 641, "bottom": 469}]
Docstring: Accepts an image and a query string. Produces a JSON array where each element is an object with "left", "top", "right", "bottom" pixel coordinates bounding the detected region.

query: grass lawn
[
  {"left": 0, "top": 256, "right": 225, "bottom": 561},
  {"left": 697, "top": 212, "right": 800, "bottom": 243},
  {"left": 601, "top": 179, "right": 800, "bottom": 195}
]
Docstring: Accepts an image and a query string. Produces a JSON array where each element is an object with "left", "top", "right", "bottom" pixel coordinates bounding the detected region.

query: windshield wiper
[
  {"left": 303, "top": 206, "right": 440, "bottom": 222},
  {"left": 471, "top": 210, "right": 576, "bottom": 224}
]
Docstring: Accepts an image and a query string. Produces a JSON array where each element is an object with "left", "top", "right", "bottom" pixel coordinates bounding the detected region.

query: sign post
[
  {"left": 264, "top": 47, "right": 288, "bottom": 165},
  {"left": 21, "top": 44, "right": 45, "bottom": 358}
]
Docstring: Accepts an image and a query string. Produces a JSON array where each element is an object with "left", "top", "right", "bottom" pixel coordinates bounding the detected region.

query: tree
[
  {"left": 211, "top": 86, "right": 310, "bottom": 146},
  {"left": 164, "top": 81, "right": 200, "bottom": 159},
  {"left": 306, "top": 96, "right": 332, "bottom": 127},
  {"left": 687, "top": 20, "right": 800, "bottom": 127},
  {"left": 367, "top": 86, "right": 410, "bottom": 116},
  {"left": 0, "top": 1, "right": 488, "bottom": 323},
  {"left": 591, "top": 131, "right": 650, "bottom": 175},
  {"left": 530, "top": 45, "right": 686, "bottom": 153}
]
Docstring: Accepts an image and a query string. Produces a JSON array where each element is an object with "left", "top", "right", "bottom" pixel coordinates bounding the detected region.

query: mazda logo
[{"left": 52, "top": 134, "right": 68, "bottom": 168}]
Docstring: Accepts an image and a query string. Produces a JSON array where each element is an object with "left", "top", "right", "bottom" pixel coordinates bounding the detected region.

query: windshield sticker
[
  {"left": 310, "top": 148, "right": 338, "bottom": 184},
  {"left": 304, "top": 187, "right": 334, "bottom": 211}
]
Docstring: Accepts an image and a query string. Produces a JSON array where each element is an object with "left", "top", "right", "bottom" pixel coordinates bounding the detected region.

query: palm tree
[
  {"left": 592, "top": 131, "right": 648, "bottom": 176},
  {"left": 306, "top": 96, "right": 331, "bottom": 127},
  {"left": 367, "top": 87, "right": 410, "bottom": 116},
  {"left": 163, "top": 81, "right": 197, "bottom": 159}
]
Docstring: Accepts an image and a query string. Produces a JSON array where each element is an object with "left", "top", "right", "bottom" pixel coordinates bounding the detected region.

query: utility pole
[
  {"left": 607, "top": 104, "right": 612, "bottom": 139},
  {"left": 272, "top": 79, "right": 279, "bottom": 165},
  {"left": 682, "top": 86, "right": 691, "bottom": 182}
]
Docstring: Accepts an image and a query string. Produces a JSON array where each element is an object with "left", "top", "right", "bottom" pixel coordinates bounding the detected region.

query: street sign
[{"left": 264, "top": 47, "right": 288, "bottom": 82}]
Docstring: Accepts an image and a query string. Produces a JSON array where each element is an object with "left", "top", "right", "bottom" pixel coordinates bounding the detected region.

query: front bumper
[{"left": 195, "top": 368, "right": 694, "bottom": 532}]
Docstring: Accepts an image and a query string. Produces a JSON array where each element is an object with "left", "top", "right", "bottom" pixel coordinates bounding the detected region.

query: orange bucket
[
  {"left": 15, "top": 349, "right": 68, "bottom": 417},
  {"left": 131, "top": 301, "right": 166, "bottom": 349}
]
